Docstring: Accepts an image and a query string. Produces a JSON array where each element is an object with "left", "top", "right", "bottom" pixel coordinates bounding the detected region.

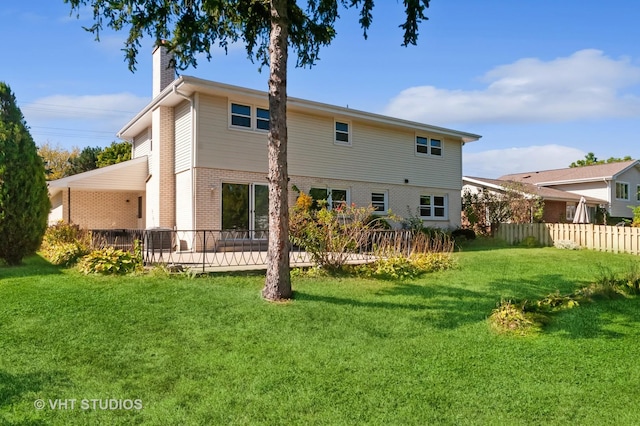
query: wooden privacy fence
[{"left": 494, "top": 223, "right": 640, "bottom": 255}]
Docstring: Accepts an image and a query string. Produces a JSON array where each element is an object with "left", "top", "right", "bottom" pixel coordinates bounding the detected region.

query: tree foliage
[
  {"left": 69, "top": 145, "right": 102, "bottom": 175},
  {"left": 64, "top": 0, "right": 431, "bottom": 301},
  {"left": 569, "top": 152, "right": 633, "bottom": 168},
  {"left": 96, "top": 141, "right": 132, "bottom": 167},
  {"left": 0, "top": 82, "right": 51, "bottom": 265},
  {"left": 462, "top": 182, "right": 544, "bottom": 235},
  {"left": 38, "top": 142, "right": 79, "bottom": 180}
]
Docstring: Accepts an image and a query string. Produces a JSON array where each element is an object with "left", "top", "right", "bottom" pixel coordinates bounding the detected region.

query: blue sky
[{"left": 3, "top": 1, "right": 639, "bottom": 178}]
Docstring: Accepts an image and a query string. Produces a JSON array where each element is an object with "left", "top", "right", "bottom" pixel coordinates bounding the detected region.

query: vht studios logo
[{"left": 34, "top": 398, "right": 143, "bottom": 411}]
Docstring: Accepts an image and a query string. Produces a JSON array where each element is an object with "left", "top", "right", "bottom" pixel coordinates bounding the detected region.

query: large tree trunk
[{"left": 262, "top": 0, "right": 292, "bottom": 301}]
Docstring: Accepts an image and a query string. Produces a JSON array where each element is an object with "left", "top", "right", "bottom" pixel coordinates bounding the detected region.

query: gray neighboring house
[{"left": 463, "top": 160, "right": 640, "bottom": 223}]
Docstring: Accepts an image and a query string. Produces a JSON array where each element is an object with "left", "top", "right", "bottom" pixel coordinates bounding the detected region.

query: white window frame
[
  {"left": 416, "top": 134, "right": 443, "bottom": 157},
  {"left": 310, "top": 187, "right": 350, "bottom": 211},
  {"left": 334, "top": 120, "right": 351, "bottom": 146},
  {"left": 371, "top": 191, "right": 388, "bottom": 214},
  {"left": 615, "top": 181, "right": 630, "bottom": 200},
  {"left": 229, "top": 101, "right": 270, "bottom": 132},
  {"left": 419, "top": 194, "right": 448, "bottom": 220}
]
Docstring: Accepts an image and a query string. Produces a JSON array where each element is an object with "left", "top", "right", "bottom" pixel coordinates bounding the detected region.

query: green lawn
[{"left": 1, "top": 245, "right": 639, "bottom": 425}]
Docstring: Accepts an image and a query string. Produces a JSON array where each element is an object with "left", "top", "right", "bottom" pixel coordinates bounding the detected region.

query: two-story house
[{"left": 48, "top": 45, "right": 481, "bottom": 245}]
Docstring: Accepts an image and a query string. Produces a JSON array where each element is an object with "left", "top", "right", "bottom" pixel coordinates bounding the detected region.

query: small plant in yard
[
  {"left": 519, "top": 235, "right": 540, "bottom": 248},
  {"left": 77, "top": 247, "right": 141, "bottom": 275},
  {"left": 354, "top": 252, "right": 455, "bottom": 280},
  {"left": 489, "top": 300, "right": 537, "bottom": 335},
  {"left": 554, "top": 239, "right": 581, "bottom": 250}
]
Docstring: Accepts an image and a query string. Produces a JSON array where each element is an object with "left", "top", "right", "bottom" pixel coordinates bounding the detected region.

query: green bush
[
  {"left": 44, "top": 241, "right": 90, "bottom": 266},
  {"left": 77, "top": 247, "right": 140, "bottom": 275},
  {"left": 355, "top": 252, "right": 454, "bottom": 280},
  {"left": 41, "top": 222, "right": 91, "bottom": 266},
  {"left": 519, "top": 236, "right": 539, "bottom": 248},
  {"left": 489, "top": 300, "right": 536, "bottom": 335}
]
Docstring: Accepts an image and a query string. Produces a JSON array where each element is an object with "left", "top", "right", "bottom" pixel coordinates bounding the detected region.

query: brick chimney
[{"left": 152, "top": 41, "right": 175, "bottom": 97}]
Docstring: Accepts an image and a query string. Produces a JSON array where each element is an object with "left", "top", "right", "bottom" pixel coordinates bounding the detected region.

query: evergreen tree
[{"left": 0, "top": 82, "right": 51, "bottom": 265}]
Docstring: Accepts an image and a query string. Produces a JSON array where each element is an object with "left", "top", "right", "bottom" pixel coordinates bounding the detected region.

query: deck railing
[{"left": 89, "top": 228, "right": 448, "bottom": 271}]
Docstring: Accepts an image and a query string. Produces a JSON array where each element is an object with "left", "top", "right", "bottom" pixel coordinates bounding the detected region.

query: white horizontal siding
[
  {"left": 132, "top": 128, "right": 151, "bottom": 161},
  {"left": 196, "top": 94, "right": 268, "bottom": 172},
  {"left": 195, "top": 94, "right": 464, "bottom": 192},
  {"left": 175, "top": 100, "right": 192, "bottom": 173}
]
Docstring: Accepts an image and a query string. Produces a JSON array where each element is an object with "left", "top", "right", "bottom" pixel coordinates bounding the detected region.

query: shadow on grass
[
  {"left": 486, "top": 274, "right": 587, "bottom": 300},
  {"left": 0, "top": 255, "right": 64, "bottom": 280},
  {"left": 545, "top": 296, "right": 640, "bottom": 339},
  {"left": 0, "top": 369, "right": 69, "bottom": 425},
  {"left": 295, "top": 283, "right": 494, "bottom": 330}
]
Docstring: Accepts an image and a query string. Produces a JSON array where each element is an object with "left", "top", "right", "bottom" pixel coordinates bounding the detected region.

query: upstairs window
[
  {"left": 231, "top": 103, "right": 251, "bottom": 128},
  {"left": 256, "top": 107, "right": 270, "bottom": 131},
  {"left": 616, "top": 182, "right": 629, "bottom": 200},
  {"left": 637, "top": 185, "right": 640, "bottom": 202},
  {"left": 416, "top": 136, "right": 443, "bottom": 157},
  {"left": 335, "top": 121, "right": 351, "bottom": 145},
  {"left": 230, "top": 103, "right": 269, "bottom": 132}
]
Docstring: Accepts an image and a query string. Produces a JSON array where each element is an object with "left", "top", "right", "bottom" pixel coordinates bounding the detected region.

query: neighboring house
[
  {"left": 463, "top": 160, "right": 640, "bottom": 223},
  {"left": 48, "top": 45, "right": 481, "bottom": 245},
  {"left": 462, "top": 176, "right": 602, "bottom": 223}
]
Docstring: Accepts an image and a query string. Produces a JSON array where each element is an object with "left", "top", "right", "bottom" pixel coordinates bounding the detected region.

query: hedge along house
[{"left": 48, "top": 46, "right": 481, "bottom": 249}]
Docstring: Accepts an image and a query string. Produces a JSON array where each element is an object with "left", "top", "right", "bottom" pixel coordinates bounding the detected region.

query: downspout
[{"left": 172, "top": 86, "right": 196, "bottom": 233}]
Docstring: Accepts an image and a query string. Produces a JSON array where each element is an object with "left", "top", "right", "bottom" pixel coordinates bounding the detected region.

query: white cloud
[
  {"left": 385, "top": 49, "right": 640, "bottom": 125},
  {"left": 22, "top": 93, "right": 149, "bottom": 123},
  {"left": 463, "top": 144, "right": 586, "bottom": 178}
]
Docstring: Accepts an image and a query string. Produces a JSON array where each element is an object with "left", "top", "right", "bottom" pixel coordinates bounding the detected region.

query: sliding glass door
[{"left": 221, "top": 183, "right": 268, "bottom": 239}]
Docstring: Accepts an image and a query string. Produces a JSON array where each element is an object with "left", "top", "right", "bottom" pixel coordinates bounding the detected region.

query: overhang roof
[
  {"left": 118, "top": 76, "right": 482, "bottom": 144},
  {"left": 463, "top": 176, "right": 606, "bottom": 203},
  {"left": 48, "top": 156, "right": 148, "bottom": 196},
  {"left": 499, "top": 160, "right": 640, "bottom": 186}
]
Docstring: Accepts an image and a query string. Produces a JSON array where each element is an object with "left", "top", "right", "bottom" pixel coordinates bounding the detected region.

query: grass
[{"left": 1, "top": 245, "right": 639, "bottom": 425}]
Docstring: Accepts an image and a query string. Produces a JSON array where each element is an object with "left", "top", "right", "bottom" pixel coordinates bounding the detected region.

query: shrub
[
  {"left": 355, "top": 252, "right": 455, "bottom": 280},
  {"left": 44, "top": 241, "right": 91, "bottom": 266},
  {"left": 554, "top": 240, "right": 580, "bottom": 250},
  {"left": 451, "top": 228, "right": 476, "bottom": 241},
  {"left": 519, "top": 236, "right": 539, "bottom": 248},
  {"left": 77, "top": 247, "right": 140, "bottom": 275},
  {"left": 290, "top": 193, "right": 376, "bottom": 270},
  {"left": 488, "top": 300, "right": 536, "bottom": 335},
  {"left": 41, "top": 222, "right": 91, "bottom": 266}
]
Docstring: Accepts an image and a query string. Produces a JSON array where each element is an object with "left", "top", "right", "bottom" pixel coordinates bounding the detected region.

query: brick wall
[
  {"left": 192, "top": 167, "right": 461, "bottom": 230},
  {"left": 63, "top": 189, "right": 144, "bottom": 229}
]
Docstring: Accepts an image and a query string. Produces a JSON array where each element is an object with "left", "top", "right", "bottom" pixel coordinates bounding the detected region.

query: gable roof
[
  {"left": 499, "top": 160, "right": 640, "bottom": 186},
  {"left": 117, "top": 76, "right": 482, "bottom": 144},
  {"left": 463, "top": 176, "right": 605, "bottom": 203}
]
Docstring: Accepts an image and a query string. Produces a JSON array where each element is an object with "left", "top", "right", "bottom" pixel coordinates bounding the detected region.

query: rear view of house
[{"left": 48, "top": 45, "right": 481, "bottom": 242}]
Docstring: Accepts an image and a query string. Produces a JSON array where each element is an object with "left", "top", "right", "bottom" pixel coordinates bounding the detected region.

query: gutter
[{"left": 172, "top": 84, "right": 197, "bottom": 232}]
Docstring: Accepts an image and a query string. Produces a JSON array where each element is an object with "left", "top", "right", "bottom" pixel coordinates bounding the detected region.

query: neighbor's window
[
  {"left": 230, "top": 103, "right": 252, "bottom": 128},
  {"left": 636, "top": 185, "right": 640, "bottom": 202},
  {"left": 371, "top": 192, "right": 388, "bottom": 213},
  {"left": 416, "top": 136, "right": 443, "bottom": 156},
  {"left": 616, "top": 182, "right": 629, "bottom": 200},
  {"left": 335, "top": 121, "right": 350, "bottom": 145},
  {"left": 256, "top": 107, "right": 270, "bottom": 131},
  {"left": 566, "top": 204, "right": 576, "bottom": 221},
  {"left": 420, "top": 195, "right": 447, "bottom": 219}
]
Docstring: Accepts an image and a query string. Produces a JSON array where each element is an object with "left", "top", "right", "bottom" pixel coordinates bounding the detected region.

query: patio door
[{"left": 221, "top": 183, "right": 268, "bottom": 239}]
